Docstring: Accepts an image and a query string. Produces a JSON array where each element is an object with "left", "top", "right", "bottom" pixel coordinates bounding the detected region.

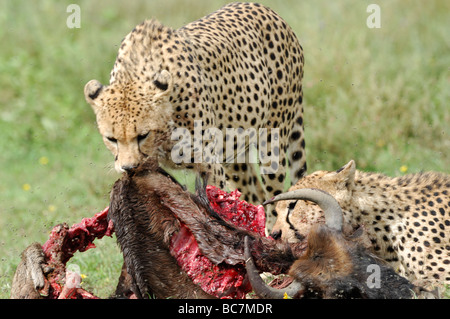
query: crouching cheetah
[
  {"left": 84, "top": 2, "right": 306, "bottom": 230},
  {"left": 271, "top": 160, "right": 450, "bottom": 290}
]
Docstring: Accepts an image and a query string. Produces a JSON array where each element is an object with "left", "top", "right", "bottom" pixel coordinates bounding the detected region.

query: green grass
[{"left": 1, "top": 0, "right": 448, "bottom": 298}]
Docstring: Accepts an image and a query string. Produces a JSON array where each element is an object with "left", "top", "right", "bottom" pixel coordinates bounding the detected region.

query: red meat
[
  {"left": 40, "top": 207, "right": 114, "bottom": 299},
  {"left": 169, "top": 186, "right": 266, "bottom": 298}
]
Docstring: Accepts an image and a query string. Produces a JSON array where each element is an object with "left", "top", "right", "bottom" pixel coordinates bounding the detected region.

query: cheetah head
[
  {"left": 84, "top": 70, "right": 174, "bottom": 173},
  {"left": 272, "top": 160, "right": 356, "bottom": 242}
]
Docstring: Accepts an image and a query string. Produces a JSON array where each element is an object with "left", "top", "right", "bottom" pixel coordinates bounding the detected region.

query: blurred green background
[{"left": 0, "top": 0, "right": 448, "bottom": 298}]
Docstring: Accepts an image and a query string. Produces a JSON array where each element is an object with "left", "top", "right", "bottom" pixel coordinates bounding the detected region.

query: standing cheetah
[
  {"left": 270, "top": 160, "right": 450, "bottom": 290},
  {"left": 84, "top": 2, "right": 306, "bottom": 230}
]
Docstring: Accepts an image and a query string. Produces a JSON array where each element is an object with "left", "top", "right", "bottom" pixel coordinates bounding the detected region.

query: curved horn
[
  {"left": 263, "top": 188, "right": 343, "bottom": 232},
  {"left": 244, "top": 236, "right": 303, "bottom": 299}
]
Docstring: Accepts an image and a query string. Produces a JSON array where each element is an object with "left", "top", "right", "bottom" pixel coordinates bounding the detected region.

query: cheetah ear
[
  {"left": 153, "top": 70, "right": 173, "bottom": 99},
  {"left": 84, "top": 79, "right": 104, "bottom": 113},
  {"left": 334, "top": 160, "right": 356, "bottom": 191}
]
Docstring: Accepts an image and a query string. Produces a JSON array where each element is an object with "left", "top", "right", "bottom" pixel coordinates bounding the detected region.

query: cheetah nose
[
  {"left": 121, "top": 164, "right": 138, "bottom": 173},
  {"left": 270, "top": 229, "right": 282, "bottom": 240}
]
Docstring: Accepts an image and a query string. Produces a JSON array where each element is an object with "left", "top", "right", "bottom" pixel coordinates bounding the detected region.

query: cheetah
[
  {"left": 84, "top": 2, "right": 306, "bottom": 230},
  {"left": 270, "top": 160, "right": 450, "bottom": 290}
]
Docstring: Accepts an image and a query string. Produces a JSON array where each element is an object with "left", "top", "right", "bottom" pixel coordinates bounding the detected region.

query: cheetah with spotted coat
[
  {"left": 84, "top": 2, "right": 306, "bottom": 230},
  {"left": 270, "top": 160, "right": 450, "bottom": 290}
]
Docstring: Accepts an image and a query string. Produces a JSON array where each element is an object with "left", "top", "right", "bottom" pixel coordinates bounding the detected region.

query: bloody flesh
[
  {"left": 170, "top": 186, "right": 266, "bottom": 298},
  {"left": 40, "top": 207, "right": 114, "bottom": 299}
]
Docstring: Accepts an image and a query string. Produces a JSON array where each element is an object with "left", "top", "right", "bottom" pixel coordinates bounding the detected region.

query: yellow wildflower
[
  {"left": 39, "top": 156, "right": 49, "bottom": 165},
  {"left": 400, "top": 165, "right": 408, "bottom": 173},
  {"left": 22, "top": 183, "right": 31, "bottom": 191}
]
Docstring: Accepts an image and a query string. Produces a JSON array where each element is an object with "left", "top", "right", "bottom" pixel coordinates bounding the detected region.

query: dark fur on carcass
[
  {"left": 108, "top": 159, "right": 212, "bottom": 299},
  {"left": 285, "top": 225, "right": 418, "bottom": 298}
]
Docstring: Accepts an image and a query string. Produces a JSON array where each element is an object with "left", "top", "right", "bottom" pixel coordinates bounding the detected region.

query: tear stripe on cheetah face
[
  {"left": 272, "top": 160, "right": 450, "bottom": 290},
  {"left": 84, "top": 2, "right": 307, "bottom": 231}
]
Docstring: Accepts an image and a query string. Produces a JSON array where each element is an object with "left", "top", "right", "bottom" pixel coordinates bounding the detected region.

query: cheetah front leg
[
  {"left": 287, "top": 115, "right": 307, "bottom": 185},
  {"left": 259, "top": 159, "right": 287, "bottom": 232},
  {"left": 255, "top": 126, "right": 290, "bottom": 232}
]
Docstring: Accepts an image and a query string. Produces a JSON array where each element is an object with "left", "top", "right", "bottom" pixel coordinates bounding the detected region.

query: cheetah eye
[
  {"left": 137, "top": 132, "right": 149, "bottom": 143},
  {"left": 106, "top": 136, "right": 117, "bottom": 144}
]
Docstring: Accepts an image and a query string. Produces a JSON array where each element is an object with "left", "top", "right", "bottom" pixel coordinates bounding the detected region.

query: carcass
[{"left": 12, "top": 158, "right": 433, "bottom": 299}]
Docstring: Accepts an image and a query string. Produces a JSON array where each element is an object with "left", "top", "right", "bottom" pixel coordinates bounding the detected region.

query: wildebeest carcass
[
  {"left": 12, "top": 158, "right": 435, "bottom": 299},
  {"left": 109, "top": 158, "right": 434, "bottom": 299}
]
